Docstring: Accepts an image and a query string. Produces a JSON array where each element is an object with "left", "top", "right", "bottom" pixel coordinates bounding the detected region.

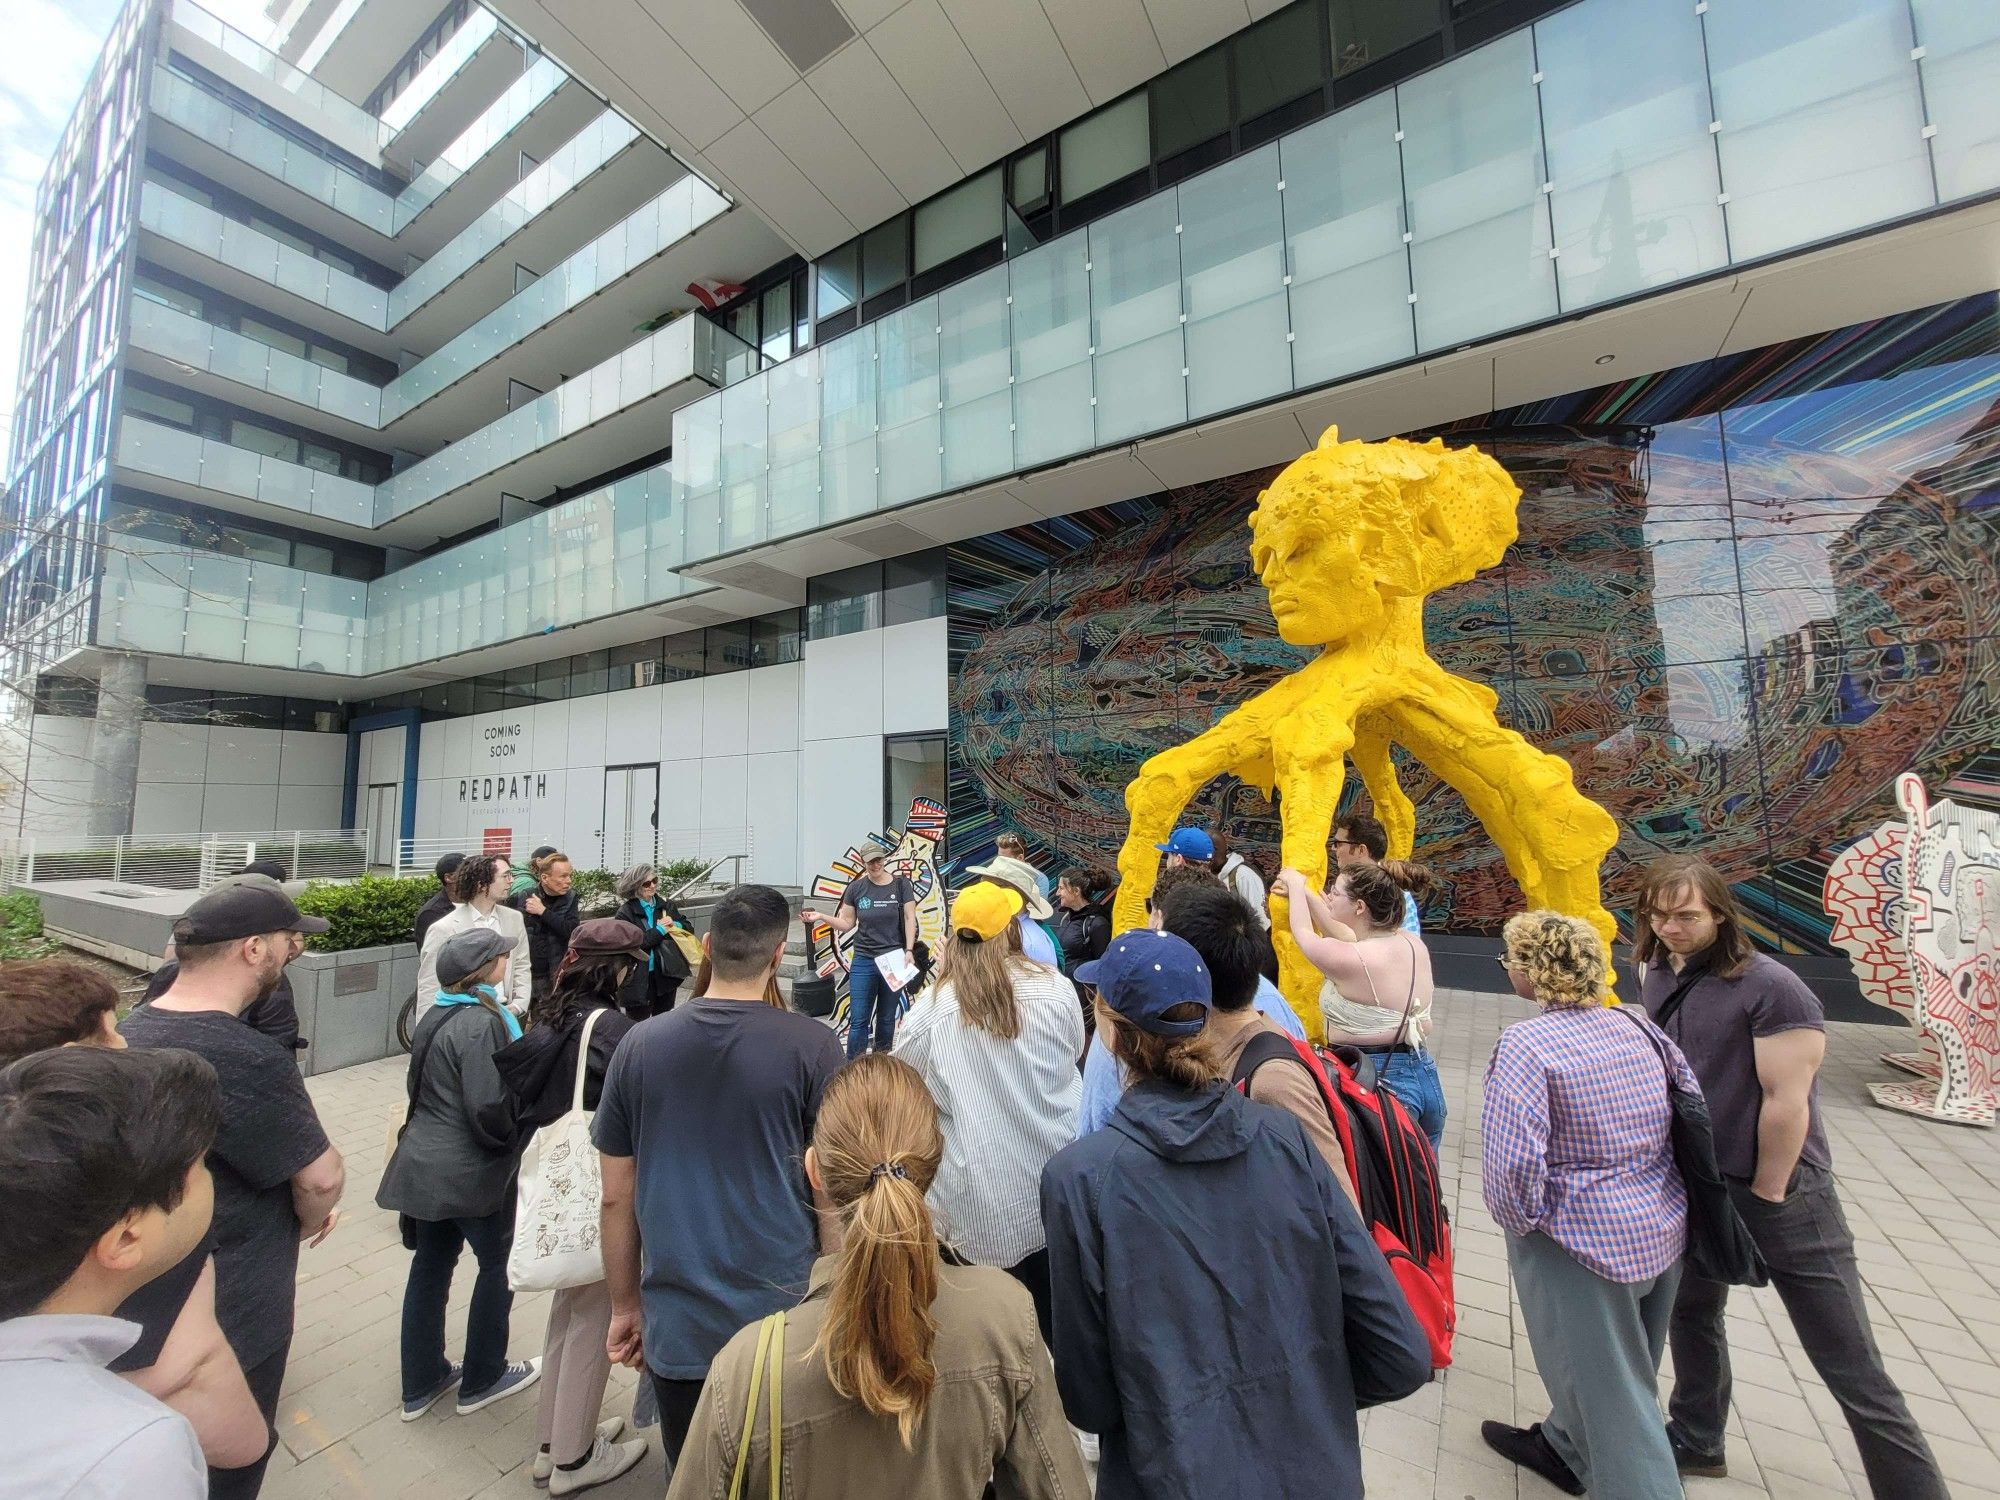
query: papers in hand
[{"left": 873, "top": 948, "right": 919, "bottom": 991}]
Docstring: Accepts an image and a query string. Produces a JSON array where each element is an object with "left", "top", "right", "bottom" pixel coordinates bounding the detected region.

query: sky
[{"left": 0, "top": 0, "right": 275, "bottom": 449}]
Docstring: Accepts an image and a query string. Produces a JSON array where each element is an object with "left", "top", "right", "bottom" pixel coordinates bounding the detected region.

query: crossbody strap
[
  {"left": 399, "top": 1008, "right": 450, "bottom": 1138},
  {"left": 1612, "top": 1005, "right": 1674, "bottom": 1090},
  {"left": 569, "top": 1006, "right": 606, "bottom": 1115}
]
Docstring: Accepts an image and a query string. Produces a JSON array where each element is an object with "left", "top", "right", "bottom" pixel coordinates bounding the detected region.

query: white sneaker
[
  {"left": 532, "top": 1418, "right": 628, "bottom": 1485},
  {"left": 548, "top": 1435, "right": 648, "bottom": 1496}
]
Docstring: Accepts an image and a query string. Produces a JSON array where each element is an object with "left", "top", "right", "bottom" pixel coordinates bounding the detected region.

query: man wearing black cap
[{"left": 121, "top": 879, "right": 347, "bottom": 1500}]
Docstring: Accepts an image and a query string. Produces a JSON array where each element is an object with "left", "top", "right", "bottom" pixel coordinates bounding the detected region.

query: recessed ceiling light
[{"left": 1594, "top": 354, "right": 1616, "bottom": 365}]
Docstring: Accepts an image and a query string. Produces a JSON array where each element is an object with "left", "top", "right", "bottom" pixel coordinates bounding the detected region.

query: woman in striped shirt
[
  {"left": 894, "top": 883, "right": 1084, "bottom": 1343},
  {"left": 1479, "top": 910, "right": 1697, "bottom": 1499}
]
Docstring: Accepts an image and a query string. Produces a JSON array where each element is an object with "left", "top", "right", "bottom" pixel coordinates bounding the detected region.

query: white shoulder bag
[{"left": 508, "top": 1006, "right": 609, "bottom": 1292}]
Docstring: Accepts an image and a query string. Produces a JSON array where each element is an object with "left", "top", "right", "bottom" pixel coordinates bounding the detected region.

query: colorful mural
[{"left": 947, "top": 293, "right": 2000, "bottom": 956}]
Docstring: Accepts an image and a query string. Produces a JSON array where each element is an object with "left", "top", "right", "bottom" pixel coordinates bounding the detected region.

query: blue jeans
[
  {"left": 1373, "top": 1046, "right": 1446, "bottom": 1157},
  {"left": 400, "top": 1206, "right": 514, "bottom": 1402},
  {"left": 845, "top": 952, "right": 905, "bottom": 1060}
]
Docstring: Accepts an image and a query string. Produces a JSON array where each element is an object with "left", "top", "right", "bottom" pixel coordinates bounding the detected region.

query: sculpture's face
[{"left": 1250, "top": 474, "right": 1386, "bottom": 647}]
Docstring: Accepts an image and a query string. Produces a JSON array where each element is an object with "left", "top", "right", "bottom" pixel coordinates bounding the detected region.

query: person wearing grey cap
[
  {"left": 1039, "top": 930, "right": 1430, "bottom": 1500},
  {"left": 121, "top": 878, "right": 346, "bottom": 1500},
  {"left": 379, "top": 928, "right": 539, "bottom": 1425}
]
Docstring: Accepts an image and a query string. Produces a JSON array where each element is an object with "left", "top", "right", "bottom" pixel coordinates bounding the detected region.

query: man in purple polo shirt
[{"left": 1636, "top": 855, "right": 1946, "bottom": 1499}]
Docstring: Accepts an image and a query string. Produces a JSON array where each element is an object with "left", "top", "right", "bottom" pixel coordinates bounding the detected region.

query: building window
[
  {"left": 816, "top": 242, "right": 859, "bottom": 319},
  {"left": 885, "top": 733, "right": 946, "bottom": 835},
  {"left": 883, "top": 549, "right": 947, "bottom": 627},
  {"left": 914, "top": 168, "right": 1002, "bottom": 276},
  {"left": 1059, "top": 92, "right": 1150, "bottom": 202},
  {"left": 861, "top": 219, "right": 910, "bottom": 300},
  {"left": 1330, "top": 0, "right": 1442, "bottom": 75},
  {"left": 1152, "top": 48, "right": 1230, "bottom": 161},
  {"left": 1234, "top": 2, "right": 1325, "bottom": 121},
  {"left": 807, "top": 561, "right": 883, "bottom": 639}
]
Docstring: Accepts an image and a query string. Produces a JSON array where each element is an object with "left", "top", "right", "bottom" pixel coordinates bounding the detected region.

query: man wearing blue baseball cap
[
  {"left": 1154, "top": 827, "right": 1214, "bottom": 868},
  {"left": 1040, "top": 929, "right": 1429, "bottom": 1500}
]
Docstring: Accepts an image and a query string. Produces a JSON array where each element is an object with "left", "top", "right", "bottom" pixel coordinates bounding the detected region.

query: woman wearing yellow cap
[{"left": 893, "top": 882, "right": 1084, "bottom": 1341}]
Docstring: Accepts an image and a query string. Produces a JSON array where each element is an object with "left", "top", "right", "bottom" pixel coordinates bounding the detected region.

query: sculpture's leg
[
  {"left": 1385, "top": 670, "right": 1621, "bottom": 970},
  {"left": 1270, "top": 698, "right": 1360, "bottom": 1040},
  {"left": 1111, "top": 681, "right": 1302, "bottom": 938},
  {"left": 1352, "top": 716, "right": 1416, "bottom": 860}
]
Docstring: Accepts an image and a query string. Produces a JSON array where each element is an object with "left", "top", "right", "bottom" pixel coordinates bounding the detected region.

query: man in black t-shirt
[
  {"left": 0, "top": 959, "right": 267, "bottom": 1471},
  {"left": 801, "top": 848, "right": 916, "bottom": 1059},
  {"left": 122, "top": 881, "right": 347, "bottom": 1500}
]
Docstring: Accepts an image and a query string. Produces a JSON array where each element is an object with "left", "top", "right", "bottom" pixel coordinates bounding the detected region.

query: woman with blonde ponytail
[{"left": 666, "top": 1055, "right": 1088, "bottom": 1499}]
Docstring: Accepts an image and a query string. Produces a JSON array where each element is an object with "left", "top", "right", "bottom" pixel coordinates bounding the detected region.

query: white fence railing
[{"left": 1, "top": 829, "right": 369, "bottom": 894}]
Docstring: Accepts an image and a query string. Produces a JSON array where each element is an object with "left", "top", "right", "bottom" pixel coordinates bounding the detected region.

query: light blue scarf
[{"left": 434, "top": 983, "right": 523, "bottom": 1041}]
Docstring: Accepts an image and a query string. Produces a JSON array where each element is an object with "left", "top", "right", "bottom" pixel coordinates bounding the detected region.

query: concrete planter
[{"left": 291, "top": 944, "right": 417, "bottom": 1077}]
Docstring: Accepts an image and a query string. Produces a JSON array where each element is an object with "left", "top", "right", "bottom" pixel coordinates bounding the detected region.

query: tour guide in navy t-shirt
[
  {"left": 801, "top": 847, "right": 919, "bottom": 1060},
  {"left": 593, "top": 883, "right": 845, "bottom": 1481}
]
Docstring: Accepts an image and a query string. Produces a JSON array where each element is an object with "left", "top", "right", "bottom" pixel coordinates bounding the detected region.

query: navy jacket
[{"left": 1040, "top": 1079, "right": 1431, "bottom": 1500}]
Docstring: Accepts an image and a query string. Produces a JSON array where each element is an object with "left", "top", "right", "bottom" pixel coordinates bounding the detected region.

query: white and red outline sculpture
[{"left": 1824, "top": 772, "right": 2000, "bottom": 1126}]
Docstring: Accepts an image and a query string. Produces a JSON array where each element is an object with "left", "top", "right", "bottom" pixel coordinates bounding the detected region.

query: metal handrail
[{"left": 664, "top": 852, "right": 748, "bottom": 901}]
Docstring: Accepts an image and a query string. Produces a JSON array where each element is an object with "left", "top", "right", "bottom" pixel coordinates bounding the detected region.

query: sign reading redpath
[{"left": 457, "top": 717, "right": 546, "bottom": 803}]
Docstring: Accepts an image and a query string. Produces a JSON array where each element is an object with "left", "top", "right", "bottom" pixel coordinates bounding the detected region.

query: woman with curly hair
[{"left": 1478, "top": 911, "right": 1700, "bottom": 1499}]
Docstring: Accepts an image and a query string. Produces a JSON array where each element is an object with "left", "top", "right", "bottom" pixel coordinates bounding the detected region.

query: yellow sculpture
[{"left": 1111, "top": 426, "right": 1621, "bottom": 1037}]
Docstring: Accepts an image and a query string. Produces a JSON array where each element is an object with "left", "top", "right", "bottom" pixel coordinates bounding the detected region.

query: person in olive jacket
[
  {"left": 613, "top": 863, "right": 694, "bottom": 1017},
  {"left": 378, "top": 929, "right": 540, "bottom": 1423}
]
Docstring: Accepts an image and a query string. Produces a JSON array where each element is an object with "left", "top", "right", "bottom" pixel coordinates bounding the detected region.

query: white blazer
[{"left": 417, "top": 901, "right": 532, "bottom": 1015}]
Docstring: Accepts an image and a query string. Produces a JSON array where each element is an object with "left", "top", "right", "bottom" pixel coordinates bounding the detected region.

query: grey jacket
[{"left": 376, "top": 1002, "right": 524, "bottom": 1221}]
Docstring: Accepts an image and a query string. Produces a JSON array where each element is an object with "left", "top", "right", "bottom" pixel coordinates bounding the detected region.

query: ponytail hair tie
[{"left": 868, "top": 1162, "right": 907, "bottom": 1182}]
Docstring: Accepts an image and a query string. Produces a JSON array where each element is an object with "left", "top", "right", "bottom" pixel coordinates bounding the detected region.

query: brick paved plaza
[{"left": 261, "top": 990, "right": 2000, "bottom": 1499}]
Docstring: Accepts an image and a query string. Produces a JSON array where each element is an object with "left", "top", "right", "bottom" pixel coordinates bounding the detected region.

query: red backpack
[{"left": 1232, "top": 1031, "right": 1455, "bottom": 1370}]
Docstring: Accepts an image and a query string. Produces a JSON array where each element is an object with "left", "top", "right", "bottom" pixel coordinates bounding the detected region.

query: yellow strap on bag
[{"left": 727, "top": 1313, "right": 786, "bottom": 1500}]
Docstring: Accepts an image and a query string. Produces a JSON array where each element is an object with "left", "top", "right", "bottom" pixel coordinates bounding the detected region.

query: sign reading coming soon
[{"left": 458, "top": 716, "right": 547, "bottom": 803}]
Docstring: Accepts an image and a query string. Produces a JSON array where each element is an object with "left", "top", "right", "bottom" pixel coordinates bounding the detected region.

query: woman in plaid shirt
[{"left": 1478, "top": 911, "right": 1700, "bottom": 1500}]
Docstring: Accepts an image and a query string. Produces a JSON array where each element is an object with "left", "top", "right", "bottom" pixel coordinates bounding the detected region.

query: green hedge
[
  {"left": 0, "top": 892, "right": 58, "bottom": 960},
  {"left": 295, "top": 874, "right": 433, "bottom": 953}
]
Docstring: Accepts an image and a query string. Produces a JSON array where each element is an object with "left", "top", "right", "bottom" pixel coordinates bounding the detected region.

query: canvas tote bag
[{"left": 508, "top": 1005, "right": 609, "bottom": 1291}]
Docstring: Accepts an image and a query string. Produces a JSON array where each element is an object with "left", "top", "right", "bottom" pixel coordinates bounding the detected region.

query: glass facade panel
[
  {"left": 1234, "top": 3, "right": 1323, "bottom": 120},
  {"left": 1089, "top": 194, "right": 1185, "bottom": 443},
  {"left": 1178, "top": 146, "right": 1291, "bottom": 418},
  {"left": 876, "top": 297, "right": 942, "bottom": 506},
  {"left": 914, "top": 169, "right": 1002, "bottom": 275},
  {"left": 1910, "top": 0, "right": 2000, "bottom": 202},
  {"left": 1536, "top": 0, "right": 1728, "bottom": 309},
  {"left": 816, "top": 242, "right": 859, "bottom": 318},
  {"left": 818, "top": 323, "right": 879, "bottom": 522},
  {"left": 1704, "top": 0, "right": 1932, "bottom": 259},
  {"left": 1151, "top": 49, "right": 1229, "bottom": 160},
  {"left": 1397, "top": 28, "right": 1556, "bottom": 350},
  {"left": 937, "top": 266, "right": 1012, "bottom": 488},
  {"left": 765, "top": 350, "right": 821, "bottom": 538},
  {"left": 1009, "top": 235, "right": 1093, "bottom": 468},
  {"left": 1329, "top": 0, "right": 1441, "bottom": 75},
  {"left": 1280, "top": 93, "right": 1414, "bottom": 386}
]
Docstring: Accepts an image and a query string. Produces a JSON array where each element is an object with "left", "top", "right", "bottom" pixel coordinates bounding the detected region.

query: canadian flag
[{"left": 686, "top": 277, "right": 747, "bottom": 310}]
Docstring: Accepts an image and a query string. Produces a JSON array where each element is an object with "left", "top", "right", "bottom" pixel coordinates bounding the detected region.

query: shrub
[
  {"left": 0, "top": 892, "right": 58, "bottom": 960},
  {"left": 658, "top": 856, "right": 711, "bottom": 890},
  {"left": 571, "top": 867, "right": 618, "bottom": 914},
  {"left": 294, "top": 874, "right": 433, "bottom": 953}
]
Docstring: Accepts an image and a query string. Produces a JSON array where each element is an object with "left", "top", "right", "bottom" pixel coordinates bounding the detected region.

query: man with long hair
[{"left": 1634, "top": 856, "right": 1946, "bottom": 1497}]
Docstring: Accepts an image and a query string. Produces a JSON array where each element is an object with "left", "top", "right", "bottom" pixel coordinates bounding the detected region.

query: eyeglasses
[
  {"left": 1647, "top": 909, "right": 1711, "bottom": 928},
  {"left": 1332, "top": 839, "right": 1364, "bottom": 851},
  {"left": 1495, "top": 955, "right": 1516, "bottom": 971}
]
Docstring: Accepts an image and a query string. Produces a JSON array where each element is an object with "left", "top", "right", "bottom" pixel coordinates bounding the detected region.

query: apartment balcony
[
  {"left": 95, "top": 535, "right": 369, "bottom": 677},
  {"left": 294, "top": 0, "right": 436, "bottom": 103},
  {"left": 124, "top": 295, "right": 387, "bottom": 449},
  {"left": 379, "top": 173, "right": 739, "bottom": 441},
  {"left": 377, "top": 7, "right": 506, "bottom": 164},
  {"left": 371, "top": 313, "right": 755, "bottom": 543},
  {"left": 113, "top": 415, "right": 378, "bottom": 536},
  {"left": 136, "top": 181, "right": 398, "bottom": 357}
]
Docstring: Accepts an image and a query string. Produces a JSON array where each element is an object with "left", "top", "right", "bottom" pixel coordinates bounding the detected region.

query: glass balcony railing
[
  {"left": 96, "top": 533, "right": 368, "bottom": 675},
  {"left": 382, "top": 173, "right": 729, "bottom": 421},
  {"left": 127, "top": 295, "right": 383, "bottom": 428},
  {"left": 138, "top": 181, "right": 391, "bottom": 330},
  {"left": 363, "top": 461, "right": 690, "bottom": 671},
  {"left": 373, "top": 313, "right": 756, "bottom": 524},
  {"left": 667, "top": 0, "right": 2000, "bottom": 558},
  {"left": 391, "top": 56, "right": 567, "bottom": 225},
  {"left": 386, "top": 111, "right": 640, "bottom": 323},
  {"left": 115, "top": 415, "right": 377, "bottom": 529},
  {"left": 170, "top": 0, "right": 390, "bottom": 156},
  {"left": 150, "top": 68, "right": 396, "bottom": 236},
  {"left": 378, "top": 6, "right": 499, "bottom": 134}
]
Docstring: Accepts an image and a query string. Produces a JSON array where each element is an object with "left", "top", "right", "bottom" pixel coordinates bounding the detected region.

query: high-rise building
[{"left": 6, "top": 0, "right": 1998, "bottom": 996}]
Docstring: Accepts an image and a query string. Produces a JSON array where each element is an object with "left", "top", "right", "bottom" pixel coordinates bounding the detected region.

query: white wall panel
[
  {"left": 746, "top": 662, "right": 802, "bottom": 753},
  {"left": 138, "top": 722, "right": 208, "bottom": 784},
  {"left": 565, "top": 694, "right": 608, "bottom": 770},
  {"left": 282, "top": 729, "right": 347, "bottom": 786},
  {"left": 204, "top": 781, "right": 281, "bottom": 831},
  {"left": 658, "top": 678, "right": 706, "bottom": 760},
  {"left": 701, "top": 672, "right": 751, "bottom": 758},
  {"left": 655, "top": 758, "right": 703, "bottom": 838},
  {"left": 747, "top": 750, "right": 799, "bottom": 884},
  {"left": 276, "top": 783, "right": 343, "bottom": 832},
  {"left": 603, "top": 682, "right": 664, "bottom": 764},
  {"left": 699, "top": 754, "right": 750, "bottom": 833},
  {"left": 799, "top": 732, "right": 884, "bottom": 885},
  {"left": 361, "top": 726, "right": 406, "bottom": 786},
  {"left": 22, "top": 717, "right": 95, "bottom": 783},
  {"left": 133, "top": 781, "right": 203, "bottom": 836},
  {"left": 208, "top": 727, "right": 283, "bottom": 787},
  {"left": 881, "top": 616, "right": 949, "bottom": 733},
  {"left": 802, "top": 629, "right": 885, "bottom": 739}
]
